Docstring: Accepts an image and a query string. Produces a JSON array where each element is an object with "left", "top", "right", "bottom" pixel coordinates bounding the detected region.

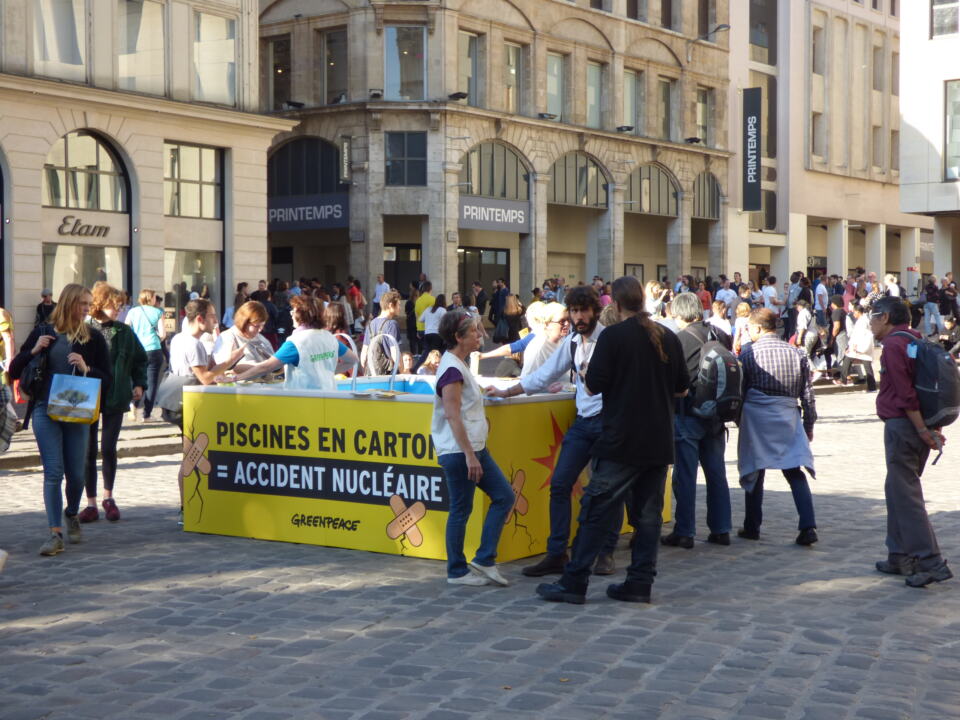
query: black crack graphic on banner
[
  {"left": 509, "top": 465, "right": 535, "bottom": 552},
  {"left": 185, "top": 406, "right": 205, "bottom": 522}
]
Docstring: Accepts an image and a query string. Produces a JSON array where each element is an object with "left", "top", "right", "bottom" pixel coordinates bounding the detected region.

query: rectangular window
[
  {"left": 504, "top": 43, "right": 523, "bottom": 113},
  {"left": 661, "top": 0, "right": 675, "bottom": 30},
  {"left": 872, "top": 0, "right": 880, "bottom": 9},
  {"left": 44, "top": 245, "right": 127, "bottom": 301},
  {"left": 546, "top": 53, "right": 565, "bottom": 120},
  {"left": 623, "top": 70, "right": 644, "bottom": 133},
  {"left": 385, "top": 27, "right": 426, "bottom": 100},
  {"left": 891, "top": 129, "right": 899, "bottom": 171},
  {"left": 118, "top": 0, "right": 165, "bottom": 95},
  {"left": 264, "top": 35, "right": 290, "bottom": 110},
  {"left": 811, "top": 112, "right": 825, "bottom": 157},
  {"left": 164, "top": 250, "right": 222, "bottom": 320},
  {"left": 164, "top": 143, "right": 223, "bottom": 219},
  {"left": 812, "top": 26, "right": 825, "bottom": 75},
  {"left": 458, "top": 32, "right": 479, "bottom": 106},
  {"left": 658, "top": 78, "right": 674, "bottom": 140},
  {"left": 749, "top": 190, "right": 777, "bottom": 231},
  {"left": 699, "top": 0, "right": 715, "bottom": 38},
  {"left": 933, "top": 1, "right": 960, "bottom": 37},
  {"left": 590, "top": 0, "right": 604, "bottom": 9},
  {"left": 626, "top": 0, "right": 646, "bottom": 20},
  {"left": 947, "top": 80, "right": 960, "bottom": 180},
  {"left": 385, "top": 132, "right": 427, "bottom": 186},
  {"left": 749, "top": 70, "right": 778, "bottom": 159},
  {"left": 872, "top": 125, "right": 883, "bottom": 167},
  {"left": 891, "top": 0, "right": 897, "bottom": 16},
  {"left": 873, "top": 44, "right": 884, "bottom": 91},
  {"left": 750, "top": 0, "right": 778, "bottom": 65},
  {"left": 193, "top": 12, "right": 236, "bottom": 106},
  {"left": 324, "top": 30, "right": 348, "bottom": 105},
  {"left": 34, "top": 0, "right": 87, "bottom": 82},
  {"left": 586, "top": 62, "right": 603, "bottom": 129},
  {"left": 696, "top": 87, "right": 712, "bottom": 145}
]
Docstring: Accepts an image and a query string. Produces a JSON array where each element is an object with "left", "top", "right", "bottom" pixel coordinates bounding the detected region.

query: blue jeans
[
  {"left": 743, "top": 467, "right": 816, "bottom": 533},
  {"left": 141, "top": 349, "right": 164, "bottom": 418},
  {"left": 562, "top": 458, "right": 668, "bottom": 590},
  {"left": 32, "top": 403, "right": 90, "bottom": 528},
  {"left": 923, "top": 302, "right": 945, "bottom": 336},
  {"left": 815, "top": 309, "right": 826, "bottom": 327},
  {"left": 547, "top": 414, "right": 621, "bottom": 557},
  {"left": 438, "top": 448, "right": 514, "bottom": 578},
  {"left": 672, "top": 412, "right": 731, "bottom": 537}
]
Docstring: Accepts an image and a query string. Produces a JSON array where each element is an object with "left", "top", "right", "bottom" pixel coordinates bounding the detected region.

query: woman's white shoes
[
  {"left": 468, "top": 562, "right": 510, "bottom": 586},
  {"left": 447, "top": 573, "right": 489, "bottom": 586}
]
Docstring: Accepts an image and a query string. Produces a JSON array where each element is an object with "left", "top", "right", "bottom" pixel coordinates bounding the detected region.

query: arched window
[
  {"left": 692, "top": 171, "right": 721, "bottom": 220},
  {"left": 625, "top": 164, "right": 678, "bottom": 216},
  {"left": 268, "top": 137, "right": 348, "bottom": 197},
  {"left": 42, "top": 131, "right": 128, "bottom": 212},
  {"left": 459, "top": 142, "right": 529, "bottom": 201},
  {"left": 548, "top": 153, "right": 608, "bottom": 208}
]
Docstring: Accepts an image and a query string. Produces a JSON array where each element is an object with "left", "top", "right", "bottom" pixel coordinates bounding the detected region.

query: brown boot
[{"left": 521, "top": 553, "right": 568, "bottom": 577}]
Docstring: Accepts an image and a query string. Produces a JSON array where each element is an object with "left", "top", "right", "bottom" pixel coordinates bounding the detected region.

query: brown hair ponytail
[{"left": 611, "top": 275, "right": 668, "bottom": 363}]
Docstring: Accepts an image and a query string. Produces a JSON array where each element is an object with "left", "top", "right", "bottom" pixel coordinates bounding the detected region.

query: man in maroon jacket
[{"left": 869, "top": 297, "right": 952, "bottom": 587}]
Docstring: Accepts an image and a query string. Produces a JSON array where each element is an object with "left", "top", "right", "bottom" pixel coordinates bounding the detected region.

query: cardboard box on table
[{"left": 181, "top": 380, "right": 671, "bottom": 562}]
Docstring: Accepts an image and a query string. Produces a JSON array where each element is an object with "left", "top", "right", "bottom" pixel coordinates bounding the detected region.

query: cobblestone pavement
[{"left": 2, "top": 392, "right": 959, "bottom": 720}]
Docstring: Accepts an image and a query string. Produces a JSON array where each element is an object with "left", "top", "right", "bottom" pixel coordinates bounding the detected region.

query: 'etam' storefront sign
[
  {"left": 458, "top": 196, "right": 530, "bottom": 233},
  {"left": 268, "top": 194, "right": 350, "bottom": 232}
]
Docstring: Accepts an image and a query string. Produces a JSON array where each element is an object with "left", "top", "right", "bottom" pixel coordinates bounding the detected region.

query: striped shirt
[{"left": 740, "top": 332, "right": 817, "bottom": 431}]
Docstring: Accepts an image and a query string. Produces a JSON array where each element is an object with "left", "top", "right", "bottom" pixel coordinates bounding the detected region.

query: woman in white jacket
[
  {"left": 431, "top": 310, "right": 513, "bottom": 587},
  {"left": 834, "top": 304, "right": 877, "bottom": 391}
]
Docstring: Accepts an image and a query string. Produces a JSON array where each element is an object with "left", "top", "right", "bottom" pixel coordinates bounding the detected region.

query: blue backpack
[{"left": 893, "top": 332, "right": 960, "bottom": 428}]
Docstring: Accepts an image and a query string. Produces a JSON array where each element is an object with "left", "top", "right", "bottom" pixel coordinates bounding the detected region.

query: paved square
[{"left": 1, "top": 392, "right": 958, "bottom": 720}]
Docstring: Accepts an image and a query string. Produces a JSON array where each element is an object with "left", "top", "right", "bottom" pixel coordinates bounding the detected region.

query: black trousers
[
  {"left": 839, "top": 356, "right": 877, "bottom": 391},
  {"left": 85, "top": 411, "right": 124, "bottom": 496}
]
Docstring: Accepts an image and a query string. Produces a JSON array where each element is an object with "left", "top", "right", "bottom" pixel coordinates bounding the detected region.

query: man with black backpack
[
  {"left": 661, "top": 292, "right": 735, "bottom": 549},
  {"left": 869, "top": 297, "right": 953, "bottom": 587}
]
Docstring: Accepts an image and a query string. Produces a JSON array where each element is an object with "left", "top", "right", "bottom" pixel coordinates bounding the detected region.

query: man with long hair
[{"left": 536, "top": 276, "right": 689, "bottom": 605}]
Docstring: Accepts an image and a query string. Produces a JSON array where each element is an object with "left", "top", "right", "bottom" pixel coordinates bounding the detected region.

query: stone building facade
[
  {"left": 260, "top": 0, "right": 732, "bottom": 299},
  {"left": 0, "top": 0, "right": 294, "bottom": 329},
  {"left": 725, "top": 0, "right": 932, "bottom": 292},
  {"left": 899, "top": 0, "right": 960, "bottom": 274}
]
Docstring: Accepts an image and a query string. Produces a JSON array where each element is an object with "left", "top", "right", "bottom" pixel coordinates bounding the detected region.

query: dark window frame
[
  {"left": 163, "top": 141, "right": 224, "bottom": 220},
  {"left": 385, "top": 132, "right": 428, "bottom": 187},
  {"left": 42, "top": 130, "right": 129, "bottom": 213},
  {"left": 459, "top": 142, "right": 529, "bottom": 201}
]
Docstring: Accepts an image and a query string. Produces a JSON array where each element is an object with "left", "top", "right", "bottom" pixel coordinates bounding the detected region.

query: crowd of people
[{"left": 1, "top": 264, "right": 955, "bottom": 599}]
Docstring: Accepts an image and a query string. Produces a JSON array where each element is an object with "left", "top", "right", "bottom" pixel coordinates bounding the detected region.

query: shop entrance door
[
  {"left": 458, "top": 248, "right": 509, "bottom": 296},
  {"left": 384, "top": 245, "right": 422, "bottom": 295}
]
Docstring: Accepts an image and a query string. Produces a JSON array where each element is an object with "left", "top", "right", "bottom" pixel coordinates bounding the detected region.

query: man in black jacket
[
  {"left": 536, "top": 276, "right": 689, "bottom": 605},
  {"left": 660, "top": 292, "right": 732, "bottom": 550},
  {"left": 472, "top": 281, "right": 488, "bottom": 317}
]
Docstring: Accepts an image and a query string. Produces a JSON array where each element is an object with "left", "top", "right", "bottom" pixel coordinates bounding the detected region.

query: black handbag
[{"left": 18, "top": 325, "right": 55, "bottom": 430}]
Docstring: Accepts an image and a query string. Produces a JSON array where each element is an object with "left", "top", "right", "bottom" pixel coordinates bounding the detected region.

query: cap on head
[{"left": 41, "top": 288, "right": 53, "bottom": 297}]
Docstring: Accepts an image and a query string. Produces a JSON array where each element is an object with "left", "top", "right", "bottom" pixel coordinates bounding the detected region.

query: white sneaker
[
  {"left": 447, "top": 573, "right": 489, "bottom": 586},
  {"left": 469, "top": 562, "right": 510, "bottom": 587}
]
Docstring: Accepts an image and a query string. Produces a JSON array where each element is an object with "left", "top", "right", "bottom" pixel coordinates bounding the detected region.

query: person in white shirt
[
  {"left": 485, "top": 286, "right": 622, "bottom": 577},
  {"left": 372, "top": 274, "right": 391, "bottom": 315},
  {"left": 432, "top": 309, "right": 513, "bottom": 587},
  {"left": 761, "top": 276, "right": 782, "bottom": 313},
  {"left": 414, "top": 295, "right": 448, "bottom": 372},
  {"left": 814, "top": 278, "right": 830, "bottom": 327},
  {"left": 715, "top": 280, "right": 739, "bottom": 320},
  {"left": 884, "top": 274, "right": 901, "bottom": 298},
  {"left": 519, "top": 302, "right": 568, "bottom": 377},
  {"left": 707, "top": 301, "right": 732, "bottom": 336},
  {"left": 212, "top": 301, "right": 276, "bottom": 373}
]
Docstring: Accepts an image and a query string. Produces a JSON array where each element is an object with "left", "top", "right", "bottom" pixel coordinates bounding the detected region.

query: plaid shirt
[{"left": 740, "top": 332, "right": 817, "bottom": 431}]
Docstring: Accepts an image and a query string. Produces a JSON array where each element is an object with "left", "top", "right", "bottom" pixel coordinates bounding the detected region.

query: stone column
[
  {"left": 726, "top": 206, "right": 750, "bottom": 280},
  {"left": 708, "top": 196, "right": 729, "bottom": 278},
  {"left": 591, "top": 183, "right": 624, "bottom": 282},
  {"left": 348, "top": 162, "right": 382, "bottom": 301},
  {"left": 772, "top": 213, "right": 808, "bottom": 286},
  {"left": 520, "top": 174, "right": 550, "bottom": 299},
  {"left": 667, "top": 191, "right": 692, "bottom": 281},
  {"left": 933, "top": 216, "right": 954, "bottom": 278},
  {"left": 865, "top": 223, "right": 885, "bottom": 276},
  {"left": 900, "top": 226, "right": 921, "bottom": 293},
  {"left": 826, "top": 218, "right": 849, "bottom": 278},
  {"left": 420, "top": 163, "right": 461, "bottom": 296}
]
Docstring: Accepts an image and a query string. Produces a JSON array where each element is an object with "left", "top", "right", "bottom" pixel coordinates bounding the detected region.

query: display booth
[{"left": 181, "top": 378, "right": 670, "bottom": 562}]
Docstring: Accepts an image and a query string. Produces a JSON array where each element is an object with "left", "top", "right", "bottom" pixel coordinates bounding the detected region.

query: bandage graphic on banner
[
  {"left": 510, "top": 469, "right": 529, "bottom": 519},
  {"left": 386, "top": 494, "right": 426, "bottom": 547},
  {"left": 181, "top": 433, "right": 212, "bottom": 478}
]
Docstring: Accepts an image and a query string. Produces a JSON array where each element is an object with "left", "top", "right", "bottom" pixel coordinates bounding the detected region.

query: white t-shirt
[
  {"left": 762, "top": 285, "right": 779, "bottom": 310},
  {"left": 169, "top": 331, "right": 209, "bottom": 377},
  {"left": 419, "top": 307, "right": 447, "bottom": 335},
  {"left": 814, "top": 282, "right": 829, "bottom": 312}
]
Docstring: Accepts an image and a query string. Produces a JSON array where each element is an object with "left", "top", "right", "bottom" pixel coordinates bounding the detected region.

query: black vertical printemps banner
[{"left": 742, "top": 87, "right": 762, "bottom": 213}]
